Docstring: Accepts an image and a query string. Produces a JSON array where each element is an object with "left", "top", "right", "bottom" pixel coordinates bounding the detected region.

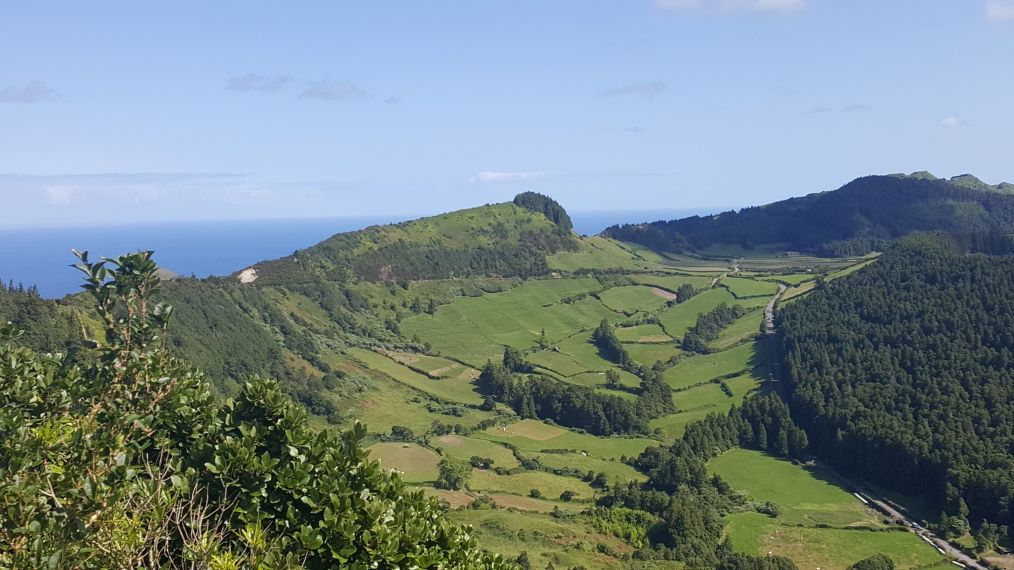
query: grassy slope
[
  {"left": 710, "top": 449, "right": 944, "bottom": 570},
  {"left": 665, "top": 341, "right": 763, "bottom": 389},
  {"left": 349, "top": 348, "right": 486, "bottom": 405}
]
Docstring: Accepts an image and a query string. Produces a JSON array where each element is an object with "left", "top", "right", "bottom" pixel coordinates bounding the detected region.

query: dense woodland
[
  {"left": 605, "top": 173, "right": 1014, "bottom": 256},
  {"left": 779, "top": 232, "right": 1014, "bottom": 527}
]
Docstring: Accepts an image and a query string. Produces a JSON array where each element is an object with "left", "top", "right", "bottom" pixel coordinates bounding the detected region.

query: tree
[
  {"left": 436, "top": 457, "right": 473, "bottom": 490},
  {"left": 605, "top": 368, "right": 622, "bottom": 389},
  {"left": 503, "top": 345, "right": 534, "bottom": 373},
  {"left": 846, "top": 554, "right": 895, "bottom": 570},
  {"left": 481, "top": 396, "right": 497, "bottom": 411},
  {"left": 592, "top": 472, "right": 610, "bottom": 488},
  {"left": 560, "top": 490, "right": 577, "bottom": 502},
  {"left": 516, "top": 550, "right": 532, "bottom": 570},
  {"left": 391, "top": 425, "right": 414, "bottom": 440},
  {"left": 530, "top": 489, "right": 542, "bottom": 498}
]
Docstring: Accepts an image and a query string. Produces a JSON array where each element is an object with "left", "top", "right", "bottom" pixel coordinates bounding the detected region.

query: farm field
[
  {"left": 348, "top": 348, "right": 486, "bottom": 405},
  {"left": 349, "top": 374, "right": 494, "bottom": 435},
  {"left": 630, "top": 273, "right": 715, "bottom": 293},
  {"left": 555, "top": 331, "right": 617, "bottom": 372},
  {"left": 475, "top": 419, "right": 656, "bottom": 459},
  {"left": 469, "top": 469, "right": 593, "bottom": 500},
  {"left": 665, "top": 341, "right": 763, "bottom": 389},
  {"left": 446, "top": 509, "right": 640, "bottom": 570},
  {"left": 366, "top": 442, "right": 440, "bottom": 483},
  {"left": 615, "top": 323, "right": 671, "bottom": 342},
  {"left": 433, "top": 435, "right": 520, "bottom": 469},
  {"left": 527, "top": 349, "right": 591, "bottom": 377},
  {"left": 656, "top": 287, "right": 768, "bottom": 340},
  {"left": 597, "top": 285, "right": 670, "bottom": 314},
  {"left": 529, "top": 451, "right": 647, "bottom": 483},
  {"left": 567, "top": 369, "right": 641, "bottom": 389},
  {"left": 710, "top": 449, "right": 943, "bottom": 570},
  {"left": 625, "top": 343, "right": 681, "bottom": 367},
  {"left": 763, "top": 273, "right": 817, "bottom": 285},
  {"left": 651, "top": 370, "right": 765, "bottom": 438},
  {"left": 547, "top": 236, "right": 670, "bottom": 272},
  {"left": 484, "top": 494, "right": 585, "bottom": 513},
  {"left": 376, "top": 351, "right": 464, "bottom": 378},
  {"left": 723, "top": 277, "right": 780, "bottom": 298},
  {"left": 709, "top": 310, "right": 764, "bottom": 351}
]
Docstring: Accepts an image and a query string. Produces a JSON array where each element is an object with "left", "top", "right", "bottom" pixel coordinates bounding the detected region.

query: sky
[{"left": 1, "top": 0, "right": 1013, "bottom": 227}]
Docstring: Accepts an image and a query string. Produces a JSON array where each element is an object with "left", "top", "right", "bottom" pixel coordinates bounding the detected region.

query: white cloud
[
  {"left": 0, "top": 81, "right": 57, "bottom": 103},
  {"left": 301, "top": 80, "right": 367, "bottom": 101},
  {"left": 598, "top": 82, "right": 667, "bottom": 98},
  {"left": 986, "top": 1, "right": 1014, "bottom": 20},
  {"left": 655, "top": 0, "right": 805, "bottom": 13},
  {"left": 225, "top": 74, "right": 292, "bottom": 92},
  {"left": 941, "top": 116, "right": 964, "bottom": 128},
  {"left": 471, "top": 172, "right": 549, "bottom": 183}
]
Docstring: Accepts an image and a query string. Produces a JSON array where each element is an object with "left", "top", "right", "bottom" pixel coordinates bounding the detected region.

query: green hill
[
  {"left": 246, "top": 194, "right": 577, "bottom": 286},
  {"left": 604, "top": 172, "right": 1014, "bottom": 257}
]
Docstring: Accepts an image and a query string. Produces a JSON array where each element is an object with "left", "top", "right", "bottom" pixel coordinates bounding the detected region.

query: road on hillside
[
  {"left": 764, "top": 284, "right": 788, "bottom": 400},
  {"left": 816, "top": 462, "right": 986, "bottom": 570}
]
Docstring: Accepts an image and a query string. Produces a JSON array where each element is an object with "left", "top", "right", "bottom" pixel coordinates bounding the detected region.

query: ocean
[{"left": 0, "top": 208, "right": 718, "bottom": 299}]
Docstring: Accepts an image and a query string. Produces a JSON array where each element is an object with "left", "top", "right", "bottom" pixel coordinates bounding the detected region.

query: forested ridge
[
  {"left": 605, "top": 172, "right": 1014, "bottom": 256},
  {"left": 779, "top": 232, "right": 1014, "bottom": 527}
]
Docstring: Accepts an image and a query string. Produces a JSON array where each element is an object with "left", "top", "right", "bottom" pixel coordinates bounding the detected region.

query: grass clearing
[
  {"left": 723, "top": 277, "right": 780, "bottom": 298},
  {"left": 710, "top": 311, "right": 764, "bottom": 351},
  {"left": 528, "top": 350, "right": 591, "bottom": 377},
  {"left": 469, "top": 469, "right": 594, "bottom": 500},
  {"left": 486, "top": 494, "right": 585, "bottom": 513},
  {"left": 567, "top": 369, "right": 640, "bottom": 389},
  {"left": 556, "top": 331, "right": 617, "bottom": 372},
  {"left": 665, "top": 341, "right": 763, "bottom": 389},
  {"left": 630, "top": 273, "right": 715, "bottom": 293},
  {"left": 530, "top": 452, "right": 646, "bottom": 482},
  {"left": 547, "top": 236, "right": 673, "bottom": 273},
  {"left": 598, "top": 286, "right": 670, "bottom": 314},
  {"left": 615, "top": 323, "right": 671, "bottom": 343},
  {"left": 419, "top": 488, "right": 474, "bottom": 508},
  {"left": 650, "top": 370, "right": 764, "bottom": 439},
  {"left": 483, "top": 419, "right": 567, "bottom": 441},
  {"left": 781, "top": 281, "right": 817, "bottom": 302},
  {"left": 367, "top": 442, "right": 441, "bottom": 483},
  {"left": 349, "top": 348, "right": 486, "bottom": 405},
  {"left": 350, "top": 375, "right": 494, "bottom": 436},
  {"left": 656, "top": 288, "right": 749, "bottom": 339},
  {"left": 434, "top": 435, "right": 520, "bottom": 469},
  {"left": 476, "top": 421, "right": 655, "bottom": 459},
  {"left": 625, "top": 343, "right": 681, "bottom": 367},
  {"left": 764, "top": 273, "right": 817, "bottom": 285}
]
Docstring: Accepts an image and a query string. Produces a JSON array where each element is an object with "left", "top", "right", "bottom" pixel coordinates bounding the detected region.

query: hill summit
[
  {"left": 245, "top": 192, "right": 577, "bottom": 286},
  {"left": 604, "top": 172, "right": 1014, "bottom": 257}
]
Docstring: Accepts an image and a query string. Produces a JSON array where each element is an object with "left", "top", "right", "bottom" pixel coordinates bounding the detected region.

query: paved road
[{"left": 818, "top": 462, "right": 985, "bottom": 569}]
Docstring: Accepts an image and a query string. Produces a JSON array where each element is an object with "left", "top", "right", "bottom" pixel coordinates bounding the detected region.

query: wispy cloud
[
  {"left": 471, "top": 172, "right": 549, "bottom": 183},
  {"left": 383, "top": 96, "right": 401, "bottom": 105},
  {"left": 623, "top": 126, "right": 646, "bottom": 132},
  {"left": 598, "top": 82, "right": 667, "bottom": 98},
  {"left": 225, "top": 74, "right": 293, "bottom": 92},
  {"left": 654, "top": 0, "right": 805, "bottom": 14},
  {"left": 301, "top": 80, "right": 367, "bottom": 101},
  {"left": 941, "top": 116, "right": 966, "bottom": 128},
  {"left": 986, "top": 1, "right": 1014, "bottom": 20},
  {"left": 0, "top": 81, "right": 57, "bottom": 103},
  {"left": 842, "top": 104, "right": 871, "bottom": 112}
]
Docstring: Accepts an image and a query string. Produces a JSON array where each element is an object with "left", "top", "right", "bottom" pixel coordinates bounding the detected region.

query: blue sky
[{"left": 1, "top": 0, "right": 1012, "bottom": 226}]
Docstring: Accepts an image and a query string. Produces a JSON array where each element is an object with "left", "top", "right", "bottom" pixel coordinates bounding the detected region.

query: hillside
[
  {"left": 604, "top": 172, "right": 1014, "bottom": 257},
  {"left": 245, "top": 193, "right": 577, "bottom": 286}
]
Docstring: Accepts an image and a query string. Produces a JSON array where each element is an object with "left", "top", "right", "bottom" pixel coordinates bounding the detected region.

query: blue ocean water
[{"left": 0, "top": 208, "right": 718, "bottom": 299}]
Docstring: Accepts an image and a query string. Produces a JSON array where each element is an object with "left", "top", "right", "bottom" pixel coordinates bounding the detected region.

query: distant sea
[{"left": 0, "top": 207, "right": 719, "bottom": 299}]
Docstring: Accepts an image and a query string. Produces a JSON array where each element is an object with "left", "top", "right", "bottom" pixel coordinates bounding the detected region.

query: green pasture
[
  {"left": 625, "top": 343, "right": 681, "bottom": 367},
  {"left": 469, "top": 469, "right": 594, "bottom": 501},
  {"left": 394, "top": 353, "right": 463, "bottom": 376},
  {"left": 723, "top": 277, "right": 780, "bottom": 298},
  {"left": 555, "top": 331, "right": 616, "bottom": 372},
  {"left": 567, "top": 369, "right": 641, "bottom": 390},
  {"left": 651, "top": 371, "right": 763, "bottom": 439},
  {"left": 709, "top": 311, "right": 764, "bottom": 351},
  {"left": 433, "top": 435, "right": 520, "bottom": 469},
  {"left": 615, "top": 323, "right": 671, "bottom": 343},
  {"left": 348, "top": 348, "right": 485, "bottom": 405},
  {"left": 349, "top": 375, "right": 494, "bottom": 436},
  {"left": 595, "top": 387, "right": 638, "bottom": 402},
  {"left": 656, "top": 288, "right": 747, "bottom": 339},
  {"left": 781, "top": 281, "right": 817, "bottom": 302},
  {"left": 597, "top": 286, "right": 670, "bottom": 314},
  {"left": 399, "top": 305, "right": 504, "bottom": 367},
  {"left": 529, "top": 451, "right": 646, "bottom": 482},
  {"left": 367, "top": 442, "right": 441, "bottom": 483},
  {"left": 484, "top": 494, "right": 586, "bottom": 513},
  {"left": 547, "top": 236, "right": 660, "bottom": 272},
  {"left": 528, "top": 350, "right": 591, "bottom": 377},
  {"left": 763, "top": 273, "right": 817, "bottom": 285},
  {"left": 476, "top": 420, "right": 655, "bottom": 460},
  {"left": 446, "top": 509, "right": 638, "bottom": 570},
  {"left": 828, "top": 255, "right": 880, "bottom": 280},
  {"left": 665, "top": 341, "right": 763, "bottom": 390},
  {"left": 712, "top": 449, "right": 943, "bottom": 570},
  {"left": 629, "top": 273, "right": 715, "bottom": 293}
]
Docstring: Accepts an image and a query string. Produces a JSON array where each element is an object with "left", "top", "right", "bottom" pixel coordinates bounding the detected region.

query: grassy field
[
  {"left": 651, "top": 370, "right": 765, "bottom": 438},
  {"left": 485, "top": 494, "right": 586, "bottom": 513},
  {"left": 630, "top": 273, "right": 716, "bottom": 293},
  {"left": 710, "top": 449, "right": 943, "bottom": 570},
  {"left": 377, "top": 351, "right": 465, "bottom": 378},
  {"left": 597, "top": 285, "right": 670, "bottom": 314},
  {"left": 567, "top": 369, "right": 641, "bottom": 390},
  {"left": 469, "top": 469, "right": 594, "bottom": 501},
  {"left": 547, "top": 236, "right": 671, "bottom": 272},
  {"left": 476, "top": 420, "right": 656, "bottom": 459},
  {"left": 528, "top": 349, "right": 593, "bottom": 377},
  {"left": 556, "top": 331, "right": 617, "bottom": 372},
  {"left": 446, "top": 509, "right": 641, "bottom": 570},
  {"left": 530, "top": 451, "right": 647, "bottom": 482},
  {"left": 349, "top": 348, "right": 486, "bottom": 405},
  {"left": 625, "top": 343, "right": 681, "bottom": 367},
  {"left": 763, "top": 273, "right": 817, "bottom": 285},
  {"left": 399, "top": 304, "right": 505, "bottom": 367},
  {"left": 665, "top": 341, "right": 763, "bottom": 390},
  {"left": 781, "top": 281, "right": 817, "bottom": 302},
  {"left": 349, "top": 374, "right": 495, "bottom": 435},
  {"left": 723, "top": 277, "right": 780, "bottom": 298},
  {"left": 615, "top": 323, "right": 672, "bottom": 343},
  {"left": 433, "top": 435, "right": 520, "bottom": 469},
  {"left": 367, "top": 442, "right": 441, "bottom": 483},
  {"left": 656, "top": 288, "right": 768, "bottom": 340},
  {"left": 709, "top": 310, "right": 764, "bottom": 351}
]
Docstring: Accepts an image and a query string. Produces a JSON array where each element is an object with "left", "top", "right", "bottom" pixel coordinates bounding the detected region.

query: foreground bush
[{"left": 0, "top": 251, "right": 513, "bottom": 570}]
